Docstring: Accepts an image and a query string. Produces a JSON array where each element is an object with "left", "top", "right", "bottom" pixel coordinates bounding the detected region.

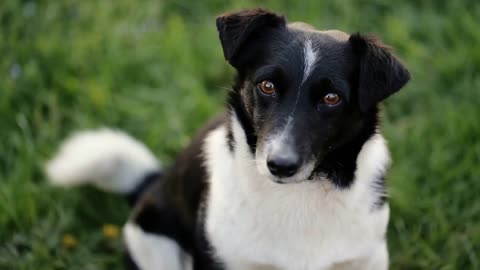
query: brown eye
[
  {"left": 258, "top": 80, "right": 276, "bottom": 95},
  {"left": 323, "top": 93, "right": 341, "bottom": 105}
]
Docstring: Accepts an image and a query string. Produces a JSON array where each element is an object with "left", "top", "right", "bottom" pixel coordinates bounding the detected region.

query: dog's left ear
[
  {"left": 349, "top": 33, "right": 411, "bottom": 112},
  {"left": 216, "top": 9, "right": 286, "bottom": 67}
]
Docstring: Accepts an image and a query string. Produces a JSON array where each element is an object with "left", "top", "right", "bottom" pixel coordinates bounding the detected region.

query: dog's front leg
[{"left": 123, "top": 222, "right": 192, "bottom": 270}]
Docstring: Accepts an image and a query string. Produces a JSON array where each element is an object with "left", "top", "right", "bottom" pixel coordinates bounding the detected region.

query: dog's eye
[
  {"left": 323, "top": 93, "right": 341, "bottom": 105},
  {"left": 258, "top": 80, "right": 276, "bottom": 95}
]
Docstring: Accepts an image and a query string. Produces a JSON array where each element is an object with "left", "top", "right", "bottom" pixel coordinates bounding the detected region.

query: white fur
[
  {"left": 46, "top": 129, "right": 160, "bottom": 193},
  {"left": 124, "top": 223, "right": 192, "bottom": 270},
  {"left": 302, "top": 39, "right": 319, "bottom": 83},
  {"left": 204, "top": 114, "right": 390, "bottom": 270}
]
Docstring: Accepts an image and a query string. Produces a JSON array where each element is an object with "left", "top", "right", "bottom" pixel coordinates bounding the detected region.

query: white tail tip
[{"left": 46, "top": 129, "right": 160, "bottom": 194}]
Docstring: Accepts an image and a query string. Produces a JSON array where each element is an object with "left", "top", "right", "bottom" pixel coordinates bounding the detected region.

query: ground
[{"left": 0, "top": 1, "right": 479, "bottom": 269}]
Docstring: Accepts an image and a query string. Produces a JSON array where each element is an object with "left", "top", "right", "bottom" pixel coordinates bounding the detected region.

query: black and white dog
[{"left": 47, "top": 8, "right": 410, "bottom": 270}]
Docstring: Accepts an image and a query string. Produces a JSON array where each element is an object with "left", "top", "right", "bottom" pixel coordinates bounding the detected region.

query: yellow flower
[
  {"left": 102, "top": 224, "right": 120, "bottom": 239},
  {"left": 62, "top": 234, "right": 78, "bottom": 249}
]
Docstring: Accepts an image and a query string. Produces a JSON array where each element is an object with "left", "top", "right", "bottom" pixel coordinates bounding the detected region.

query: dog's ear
[
  {"left": 349, "top": 33, "right": 410, "bottom": 112},
  {"left": 216, "top": 9, "right": 286, "bottom": 67}
]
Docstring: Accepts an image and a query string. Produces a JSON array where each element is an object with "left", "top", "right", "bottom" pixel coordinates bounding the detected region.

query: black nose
[{"left": 267, "top": 156, "right": 301, "bottom": 178}]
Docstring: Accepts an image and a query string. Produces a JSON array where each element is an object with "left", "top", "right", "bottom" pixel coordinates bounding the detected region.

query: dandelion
[
  {"left": 62, "top": 234, "right": 78, "bottom": 249},
  {"left": 102, "top": 224, "right": 120, "bottom": 240}
]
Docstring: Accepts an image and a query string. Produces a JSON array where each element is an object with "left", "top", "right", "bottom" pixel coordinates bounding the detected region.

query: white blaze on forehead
[
  {"left": 302, "top": 39, "right": 319, "bottom": 83},
  {"left": 290, "top": 40, "right": 319, "bottom": 118}
]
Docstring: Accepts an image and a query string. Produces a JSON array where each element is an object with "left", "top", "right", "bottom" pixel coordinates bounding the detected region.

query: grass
[{"left": 1, "top": 0, "right": 479, "bottom": 269}]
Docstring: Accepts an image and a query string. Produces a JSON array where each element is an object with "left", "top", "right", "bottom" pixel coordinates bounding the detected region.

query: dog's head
[{"left": 217, "top": 9, "right": 410, "bottom": 185}]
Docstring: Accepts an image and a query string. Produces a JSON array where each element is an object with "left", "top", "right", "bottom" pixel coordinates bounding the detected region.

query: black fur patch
[
  {"left": 226, "top": 125, "right": 235, "bottom": 152},
  {"left": 126, "top": 171, "right": 162, "bottom": 206},
  {"left": 130, "top": 114, "right": 228, "bottom": 269},
  {"left": 373, "top": 174, "right": 388, "bottom": 209},
  {"left": 312, "top": 108, "right": 379, "bottom": 188},
  {"left": 227, "top": 77, "right": 257, "bottom": 154},
  {"left": 133, "top": 202, "right": 193, "bottom": 252}
]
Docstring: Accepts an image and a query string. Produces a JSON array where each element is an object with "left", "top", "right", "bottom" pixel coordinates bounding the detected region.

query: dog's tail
[{"left": 46, "top": 129, "right": 162, "bottom": 204}]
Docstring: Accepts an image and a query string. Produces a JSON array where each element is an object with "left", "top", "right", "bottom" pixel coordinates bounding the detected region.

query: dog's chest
[
  {"left": 202, "top": 128, "right": 382, "bottom": 269},
  {"left": 205, "top": 170, "right": 380, "bottom": 270}
]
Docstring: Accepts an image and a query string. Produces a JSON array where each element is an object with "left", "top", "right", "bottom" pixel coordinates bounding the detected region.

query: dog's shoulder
[{"left": 129, "top": 112, "right": 229, "bottom": 249}]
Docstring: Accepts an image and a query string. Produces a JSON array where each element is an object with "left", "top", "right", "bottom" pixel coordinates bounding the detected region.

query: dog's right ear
[{"left": 216, "top": 9, "right": 286, "bottom": 67}]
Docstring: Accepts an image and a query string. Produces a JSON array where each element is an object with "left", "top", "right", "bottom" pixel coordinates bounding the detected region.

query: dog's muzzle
[{"left": 266, "top": 153, "right": 301, "bottom": 178}]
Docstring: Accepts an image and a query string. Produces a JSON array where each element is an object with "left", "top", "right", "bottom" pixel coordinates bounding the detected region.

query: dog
[{"left": 47, "top": 8, "right": 410, "bottom": 270}]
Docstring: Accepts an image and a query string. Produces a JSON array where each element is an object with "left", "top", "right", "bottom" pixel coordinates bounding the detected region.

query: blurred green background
[{"left": 1, "top": 0, "right": 479, "bottom": 269}]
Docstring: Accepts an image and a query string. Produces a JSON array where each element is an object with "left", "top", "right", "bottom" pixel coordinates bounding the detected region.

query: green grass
[{"left": 1, "top": 0, "right": 479, "bottom": 269}]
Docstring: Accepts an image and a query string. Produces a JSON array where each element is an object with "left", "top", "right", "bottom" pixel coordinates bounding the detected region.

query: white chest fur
[{"left": 203, "top": 119, "right": 390, "bottom": 270}]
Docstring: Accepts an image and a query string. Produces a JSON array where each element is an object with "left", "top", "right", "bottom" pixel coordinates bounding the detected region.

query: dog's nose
[{"left": 266, "top": 155, "right": 301, "bottom": 178}]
